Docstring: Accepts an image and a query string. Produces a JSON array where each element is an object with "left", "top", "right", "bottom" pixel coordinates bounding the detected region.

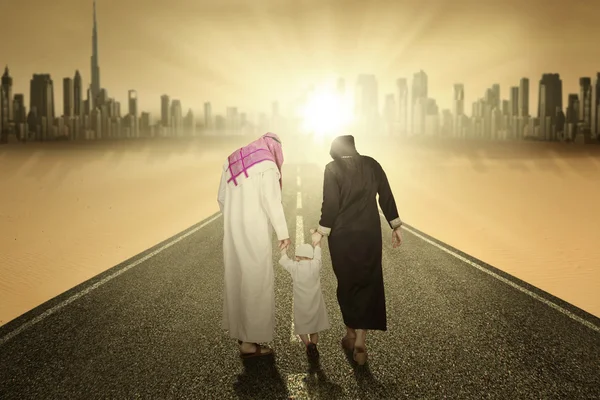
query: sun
[{"left": 301, "top": 89, "right": 353, "bottom": 138}]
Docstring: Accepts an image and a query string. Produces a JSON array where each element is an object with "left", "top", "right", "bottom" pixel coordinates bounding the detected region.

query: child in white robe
[{"left": 279, "top": 241, "right": 330, "bottom": 357}]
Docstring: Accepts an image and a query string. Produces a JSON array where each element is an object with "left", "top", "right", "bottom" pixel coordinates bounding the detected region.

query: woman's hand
[
  {"left": 309, "top": 229, "right": 323, "bottom": 246},
  {"left": 392, "top": 227, "right": 403, "bottom": 248}
]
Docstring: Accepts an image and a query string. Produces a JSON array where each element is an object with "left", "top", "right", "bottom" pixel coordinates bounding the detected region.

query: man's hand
[
  {"left": 309, "top": 229, "right": 323, "bottom": 247},
  {"left": 392, "top": 227, "right": 403, "bottom": 248},
  {"left": 279, "top": 238, "right": 291, "bottom": 251}
]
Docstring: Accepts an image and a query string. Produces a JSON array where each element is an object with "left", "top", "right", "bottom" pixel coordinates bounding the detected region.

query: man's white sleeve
[
  {"left": 217, "top": 168, "right": 227, "bottom": 213},
  {"left": 260, "top": 168, "right": 289, "bottom": 241}
]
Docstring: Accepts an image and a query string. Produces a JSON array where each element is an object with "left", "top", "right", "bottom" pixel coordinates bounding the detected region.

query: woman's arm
[
  {"left": 376, "top": 161, "right": 402, "bottom": 230},
  {"left": 317, "top": 164, "right": 340, "bottom": 237}
]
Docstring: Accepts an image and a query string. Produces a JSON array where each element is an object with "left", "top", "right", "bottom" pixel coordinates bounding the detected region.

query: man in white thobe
[{"left": 217, "top": 133, "right": 290, "bottom": 358}]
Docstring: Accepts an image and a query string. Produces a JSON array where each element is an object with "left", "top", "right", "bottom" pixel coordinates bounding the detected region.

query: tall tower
[
  {"left": 90, "top": 0, "right": 101, "bottom": 108},
  {"left": 204, "top": 102, "right": 212, "bottom": 129},
  {"left": 453, "top": 83, "right": 465, "bottom": 138},
  {"left": 509, "top": 86, "right": 519, "bottom": 116},
  {"left": 1, "top": 66, "right": 14, "bottom": 123},
  {"left": 161, "top": 95, "right": 170, "bottom": 127},
  {"left": 579, "top": 78, "right": 592, "bottom": 131},
  {"left": 411, "top": 71, "right": 428, "bottom": 135},
  {"left": 63, "top": 77, "right": 74, "bottom": 117},
  {"left": 74, "top": 70, "right": 83, "bottom": 116},
  {"left": 128, "top": 90, "right": 138, "bottom": 137},
  {"left": 519, "top": 78, "right": 529, "bottom": 117},
  {"left": 453, "top": 83, "right": 465, "bottom": 116},
  {"left": 538, "top": 73, "right": 563, "bottom": 141},
  {"left": 591, "top": 73, "right": 600, "bottom": 139}
]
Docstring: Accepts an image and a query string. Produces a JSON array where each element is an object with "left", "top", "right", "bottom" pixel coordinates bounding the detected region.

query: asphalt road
[{"left": 1, "top": 161, "right": 599, "bottom": 400}]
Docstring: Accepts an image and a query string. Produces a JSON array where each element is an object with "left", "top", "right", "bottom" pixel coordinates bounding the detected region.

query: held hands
[
  {"left": 279, "top": 238, "right": 291, "bottom": 251},
  {"left": 392, "top": 227, "right": 403, "bottom": 248},
  {"left": 309, "top": 229, "right": 323, "bottom": 247}
]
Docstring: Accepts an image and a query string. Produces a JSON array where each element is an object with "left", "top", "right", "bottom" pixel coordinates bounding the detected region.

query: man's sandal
[{"left": 239, "top": 343, "right": 273, "bottom": 359}]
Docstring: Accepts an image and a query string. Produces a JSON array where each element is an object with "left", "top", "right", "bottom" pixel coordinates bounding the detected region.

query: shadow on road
[
  {"left": 233, "top": 355, "right": 288, "bottom": 399},
  {"left": 342, "top": 346, "right": 399, "bottom": 398},
  {"left": 305, "top": 356, "right": 344, "bottom": 398}
]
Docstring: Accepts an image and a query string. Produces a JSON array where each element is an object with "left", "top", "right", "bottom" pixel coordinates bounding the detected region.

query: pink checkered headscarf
[{"left": 226, "top": 132, "right": 284, "bottom": 189}]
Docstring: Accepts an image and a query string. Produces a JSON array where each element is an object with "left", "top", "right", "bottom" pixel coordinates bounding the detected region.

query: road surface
[{"left": 1, "top": 162, "right": 599, "bottom": 399}]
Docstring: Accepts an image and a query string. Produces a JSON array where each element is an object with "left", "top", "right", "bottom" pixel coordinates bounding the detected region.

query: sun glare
[{"left": 301, "top": 89, "right": 353, "bottom": 139}]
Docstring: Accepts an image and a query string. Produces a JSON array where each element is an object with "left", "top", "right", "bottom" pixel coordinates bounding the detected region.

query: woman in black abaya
[{"left": 310, "top": 135, "right": 403, "bottom": 365}]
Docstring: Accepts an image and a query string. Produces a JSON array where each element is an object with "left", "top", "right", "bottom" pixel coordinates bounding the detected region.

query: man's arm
[
  {"left": 217, "top": 167, "right": 227, "bottom": 213},
  {"left": 260, "top": 167, "right": 290, "bottom": 241},
  {"left": 317, "top": 165, "right": 340, "bottom": 237}
]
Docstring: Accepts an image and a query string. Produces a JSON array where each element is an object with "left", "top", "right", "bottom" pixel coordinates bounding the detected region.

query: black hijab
[{"left": 329, "top": 135, "right": 359, "bottom": 160}]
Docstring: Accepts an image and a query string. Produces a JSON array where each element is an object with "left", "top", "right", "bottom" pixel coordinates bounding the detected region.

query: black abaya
[{"left": 318, "top": 136, "right": 401, "bottom": 331}]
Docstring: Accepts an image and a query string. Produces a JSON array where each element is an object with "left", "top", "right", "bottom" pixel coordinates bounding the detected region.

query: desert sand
[{"left": 0, "top": 136, "right": 599, "bottom": 326}]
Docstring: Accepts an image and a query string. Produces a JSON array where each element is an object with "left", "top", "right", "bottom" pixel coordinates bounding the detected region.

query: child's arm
[
  {"left": 311, "top": 246, "right": 322, "bottom": 271},
  {"left": 278, "top": 250, "right": 295, "bottom": 274}
]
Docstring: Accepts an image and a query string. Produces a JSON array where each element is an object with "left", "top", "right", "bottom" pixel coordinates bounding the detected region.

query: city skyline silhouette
[{"left": 1, "top": 0, "right": 599, "bottom": 116}]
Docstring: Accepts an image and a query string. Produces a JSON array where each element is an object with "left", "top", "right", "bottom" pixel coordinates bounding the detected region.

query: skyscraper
[
  {"left": 453, "top": 83, "right": 465, "bottom": 138},
  {"left": 412, "top": 70, "right": 428, "bottom": 106},
  {"left": 538, "top": 73, "right": 562, "bottom": 140},
  {"left": 63, "top": 77, "right": 74, "bottom": 117},
  {"left": 566, "top": 94, "right": 579, "bottom": 140},
  {"left": 396, "top": 78, "right": 408, "bottom": 136},
  {"left": 184, "top": 109, "right": 195, "bottom": 136},
  {"left": 29, "top": 74, "right": 55, "bottom": 128},
  {"left": 128, "top": 90, "right": 138, "bottom": 137},
  {"left": 0, "top": 86, "right": 6, "bottom": 141},
  {"left": 579, "top": 78, "right": 592, "bottom": 131},
  {"left": 171, "top": 99, "right": 183, "bottom": 136},
  {"left": 74, "top": 70, "right": 83, "bottom": 116},
  {"left": 1, "top": 66, "right": 13, "bottom": 123},
  {"left": 161, "top": 95, "right": 170, "bottom": 127},
  {"left": 519, "top": 78, "right": 529, "bottom": 117},
  {"left": 411, "top": 70, "right": 428, "bottom": 135},
  {"left": 509, "top": 86, "right": 519, "bottom": 116},
  {"left": 204, "top": 102, "right": 212, "bottom": 129},
  {"left": 453, "top": 83, "right": 465, "bottom": 116},
  {"left": 592, "top": 73, "right": 600, "bottom": 139},
  {"left": 13, "top": 94, "right": 26, "bottom": 124},
  {"left": 90, "top": 1, "right": 101, "bottom": 108}
]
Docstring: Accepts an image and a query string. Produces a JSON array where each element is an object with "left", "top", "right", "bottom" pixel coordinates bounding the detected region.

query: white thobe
[
  {"left": 279, "top": 247, "right": 330, "bottom": 335},
  {"left": 217, "top": 160, "right": 289, "bottom": 343}
]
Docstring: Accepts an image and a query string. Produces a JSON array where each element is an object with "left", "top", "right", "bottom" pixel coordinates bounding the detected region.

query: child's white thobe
[{"left": 279, "top": 247, "right": 330, "bottom": 335}]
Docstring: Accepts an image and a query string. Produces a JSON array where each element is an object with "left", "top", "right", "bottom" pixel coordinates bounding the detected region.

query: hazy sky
[{"left": 1, "top": 0, "right": 600, "bottom": 118}]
